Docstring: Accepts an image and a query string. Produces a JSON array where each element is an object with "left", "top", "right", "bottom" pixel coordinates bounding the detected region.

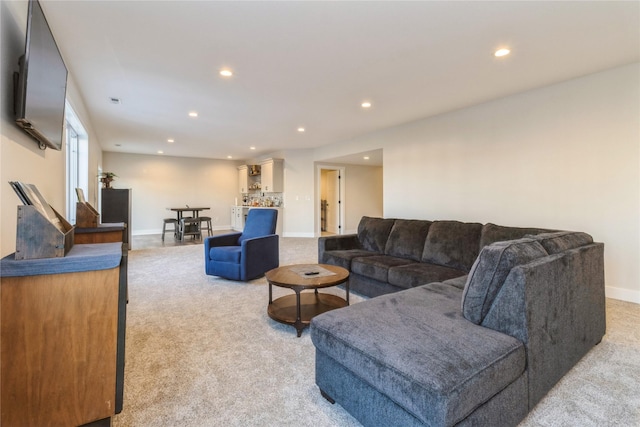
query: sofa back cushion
[
  {"left": 526, "top": 231, "right": 593, "bottom": 254},
  {"left": 384, "top": 219, "right": 432, "bottom": 261},
  {"left": 461, "top": 238, "right": 548, "bottom": 324},
  {"left": 480, "top": 223, "right": 551, "bottom": 249},
  {"left": 421, "top": 221, "right": 483, "bottom": 271},
  {"left": 357, "top": 217, "right": 396, "bottom": 253}
]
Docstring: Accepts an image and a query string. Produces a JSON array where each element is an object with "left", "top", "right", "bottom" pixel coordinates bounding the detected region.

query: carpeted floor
[{"left": 112, "top": 237, "right": 640, "bottom": 426}]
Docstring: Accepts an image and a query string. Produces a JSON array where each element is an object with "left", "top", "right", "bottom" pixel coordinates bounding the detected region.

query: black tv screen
[{"left": 14, "top": 0, "right": 68, "bottom": 151}]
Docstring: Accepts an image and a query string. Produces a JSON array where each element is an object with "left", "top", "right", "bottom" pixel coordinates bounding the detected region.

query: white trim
[
  {"left": 283, "top": 232, "right": 315, "bottom": 238},
  {"left": 133, "top": 229, "right": 163, "bottom": 236},
  {"left": 605, "top": 286, "right": 640, "bottom": 304},
  {"left": 316, "top": 164, "right": 347, "bottom": 237}
]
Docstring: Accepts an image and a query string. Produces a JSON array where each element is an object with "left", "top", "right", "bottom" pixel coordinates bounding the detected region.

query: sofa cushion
[
  {"left": 357, "top": 217, "right": 396, "bottom": 253},
  {"left": 442, "top": 274, "right": 469, "bottom": 290},
  {"left": 384, "top": 219, "right": 432, "bottom": 261},
  {"left": 311, "top": 284, "right": 526, "bottom": 426},
  {"left": 388, "top": 263, "right": 465, "bottom": 290},
  {"left": 462, "top": 238, "right": 548, "bottom": 324},
  {"left": 527, "top": 231, "right": 593, "bottom": 254},
  {"left": 480, "top": 223, "right": 550, "bottom": 249},
  {"left": 352, "top": 255, "right": 416, "bottom": 283},
  {"left": 321, "top": 249, "right": 378, "bottom": 270},
  {"left": 422, "top": 220, "right": 483, "bottom": 272}
]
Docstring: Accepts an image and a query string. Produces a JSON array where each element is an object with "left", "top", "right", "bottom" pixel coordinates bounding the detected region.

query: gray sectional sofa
[{"left": 311, "top": 217, "right": 606, "bottom": 426}]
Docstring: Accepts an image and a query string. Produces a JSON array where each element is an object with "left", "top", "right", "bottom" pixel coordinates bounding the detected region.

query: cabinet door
[
  {"left": 230, "top": 207, "right": 236, "bottom": 228},
  {"left": 260, "top": 159, "right": 283, "bottom": 192},
  {"left": 237, "top": 209, "right": 244, "bottom": 230},
  {"left": 1, "top": 267, "right": 120, "bottom": 426},
  {"left": 238, "top": 166, "right": 248, "bottom": 194}
]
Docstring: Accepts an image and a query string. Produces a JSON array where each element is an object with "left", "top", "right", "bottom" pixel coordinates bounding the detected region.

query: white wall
[
  {"left": 102, "top": 152, "right": 239, "bottom": 237},
  {"left": 321, "top": 63, "right": 638, "bottom": 302},
  {"left": 315, "top": 163, "right": 383, "bottom": 235},
  {"left": 341, "top": 164, "right": 383, "bottom": 234},
  {"left": 280, "top": 149, "right": 316, "bottom": 237},
  {"left": 1, "top": 0, "right": 102, "bottom": 257}
]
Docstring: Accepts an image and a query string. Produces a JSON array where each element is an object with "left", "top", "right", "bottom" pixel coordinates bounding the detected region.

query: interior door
[{"left": 326, "top": 170, "right": 340, "bottom": 234}]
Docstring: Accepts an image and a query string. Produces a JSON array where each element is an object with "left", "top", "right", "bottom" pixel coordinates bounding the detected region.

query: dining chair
[
  {"left": 162, "top": 218, "right": 179, "bottom": 241},
  {"left": 199, "top": 216, "right": 213, "bottom": 237},
  {"left": 180, "top": 217, "right": 202, "bottom": 241}
]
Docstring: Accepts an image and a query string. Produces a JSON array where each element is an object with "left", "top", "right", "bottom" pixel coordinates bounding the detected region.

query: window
[{"left": 65, "top": 101, "right": 88, "bottom": 223}]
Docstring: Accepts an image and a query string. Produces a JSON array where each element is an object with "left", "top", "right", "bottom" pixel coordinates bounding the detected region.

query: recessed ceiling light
[
  {"left": 494, "top": 48, "right": 511, "bottom": 57},
  {"left": 227, "top": 155, "right": 233, "bottom": 159},
  {"left": 297, "top": 127, "right": 305, "bottom": 132},
  {"left": 363, "top": 156, "right": 370, "bottom": 160},
  {"left": 250, "top": 146, "right": 256, "bottom": 150},
  {"left": 115, "top": 144, "right": 121, "bottom": 147},
  {"left": 167, "top": 139, "right": 174, "bottom": 143},
  {"left": 158, "top": 150, "right": 164, "bottom": 154},
  {"left": 361, "top": 101, "right": 372, "bottom": 108},
  {"left": 220, "top": 69, "right": 233, "bottom": 77},
  {"left": 188, "top": 111, "right": 198, "bottom": 118}
]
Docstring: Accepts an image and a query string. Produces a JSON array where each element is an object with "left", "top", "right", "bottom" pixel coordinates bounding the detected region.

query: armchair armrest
[
  {"left": 204, "top": 232, "right": 241, "bottom": 259},
  {"left": 318, "top": 234, "right": 360, "bottom": 263},
  {"left": 319, "top": 234, "right": 360, "bottom": 251},
  {"left": 482, "top": 243, "right": 605, "bottom": 409},
  {"left": 241, "top": 234, "right": 279, "bottom": 281}
]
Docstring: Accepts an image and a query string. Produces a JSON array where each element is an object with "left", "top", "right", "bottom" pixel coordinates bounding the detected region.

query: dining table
[
  {"left": 168, "top": 206, "right": 210, "bottom": 222},
  {"left": 167, "top": 207, "right": 210, "bottom": 240}
]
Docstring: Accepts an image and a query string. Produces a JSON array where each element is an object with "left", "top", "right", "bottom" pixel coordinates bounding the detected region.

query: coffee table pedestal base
[{"left": 268, "top": 292, "right": 347, "bottom": 337}]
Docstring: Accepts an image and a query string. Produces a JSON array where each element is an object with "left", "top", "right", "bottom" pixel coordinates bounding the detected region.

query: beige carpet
[{"left": 112, "top": 238, "right": 640, "bottom": 426}]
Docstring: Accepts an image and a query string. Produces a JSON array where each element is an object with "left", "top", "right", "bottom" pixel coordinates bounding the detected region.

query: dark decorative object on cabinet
[{"left": 101, "top": 189, "right": 132, "bottom": 249}]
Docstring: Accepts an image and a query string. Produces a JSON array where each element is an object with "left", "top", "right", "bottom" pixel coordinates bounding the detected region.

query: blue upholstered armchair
[{"left": 204, "top": 208, "right": 279, "bottom": 281}]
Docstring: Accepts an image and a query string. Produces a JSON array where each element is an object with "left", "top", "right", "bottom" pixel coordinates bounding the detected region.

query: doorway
[{"left": 317, "top": 166, "right": 345, "bottom": 236}]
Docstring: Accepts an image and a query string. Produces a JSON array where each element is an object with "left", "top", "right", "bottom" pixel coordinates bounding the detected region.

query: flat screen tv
[{"left": 14, "top": 0, "right": 68, "bottom": 151}]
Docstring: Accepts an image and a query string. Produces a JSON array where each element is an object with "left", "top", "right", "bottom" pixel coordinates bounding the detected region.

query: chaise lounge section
[{"left": 312, "top": 217, "right": 605, "bottom": 426}]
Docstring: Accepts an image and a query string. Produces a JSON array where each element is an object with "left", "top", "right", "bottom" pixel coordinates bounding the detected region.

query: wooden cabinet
[
  {"left": 238, "top": 165, "right": 248, "bottom": 194},
  {"left": 1, "top": 243, "right": 127, "bottom": 427},
  {"left": 75, "top": 223, "right": 125, "bottom": 244},
  {"left": 260, "top": 158, "right": 284, "bottom": 192}
]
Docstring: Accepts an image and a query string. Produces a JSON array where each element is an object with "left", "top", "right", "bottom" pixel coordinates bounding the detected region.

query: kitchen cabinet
[
  {"left": 231, "top": 206, "right": 238, "bottom": 230},
  {"left": 260, "top": 158, "right": 284, "bottom": 193},
  {"left": 231, "top": 206, "right": 246, "bottom": 231},
  {"left": 238, "top": 165, "right": 248, "bottom": 194},
  {"left": 238, "top": 165, "right": 262, "bottom": 193}
]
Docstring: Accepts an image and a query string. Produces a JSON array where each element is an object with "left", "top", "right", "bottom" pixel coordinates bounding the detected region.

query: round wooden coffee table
[{"left": 266, "top": 264, "right": 349, "bottom": 337}]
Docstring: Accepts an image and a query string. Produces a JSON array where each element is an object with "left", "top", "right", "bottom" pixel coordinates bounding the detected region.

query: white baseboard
[
  {"left": 282, "top": 232, "right": 316, "bottom": 238},
  {"left": 605, "top": 285, "right": 640, "bottom": 304},
  {"left": 133, "top": 229, "right": 163, "bottom": 236}
]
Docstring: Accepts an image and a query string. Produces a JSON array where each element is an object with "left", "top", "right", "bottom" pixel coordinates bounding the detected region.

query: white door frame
[{"left": 316, "top": 164, "right": 346, "bottom": 237}]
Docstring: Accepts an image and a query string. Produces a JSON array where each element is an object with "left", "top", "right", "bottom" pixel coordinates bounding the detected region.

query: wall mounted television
[{"left": 14, "top": 0, "right": 68, "bottom": 151}]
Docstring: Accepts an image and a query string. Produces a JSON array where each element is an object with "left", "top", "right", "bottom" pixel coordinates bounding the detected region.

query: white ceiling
[{"left": 40, "top": 1, "right": 639, "bottom": 165}]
